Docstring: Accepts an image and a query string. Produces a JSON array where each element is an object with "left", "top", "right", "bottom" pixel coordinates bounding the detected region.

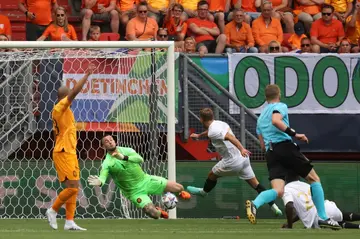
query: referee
[{"left": 245, "top": 84, "right": 341, "bottom": 230}]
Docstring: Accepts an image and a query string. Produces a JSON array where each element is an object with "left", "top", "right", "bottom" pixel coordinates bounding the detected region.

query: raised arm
[{"left": 67, "top": 64, "right": 95, "bottom": 102}]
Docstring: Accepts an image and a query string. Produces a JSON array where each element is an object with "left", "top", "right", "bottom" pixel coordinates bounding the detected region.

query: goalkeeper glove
[{"left": 88, "top": 175, "right": 102, "bottom": 186}]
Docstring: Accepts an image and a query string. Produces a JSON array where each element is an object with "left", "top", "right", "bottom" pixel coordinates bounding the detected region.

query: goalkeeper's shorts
[
  {"left": 129, "top": 175, "right": 168, "bottom": 208},
  {"left": 53, "top": 152, "right": 80, "bottom": 182}
]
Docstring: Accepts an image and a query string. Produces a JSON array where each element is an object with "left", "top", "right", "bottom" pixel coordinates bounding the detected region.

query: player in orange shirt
[
  {"left": 45, "top": 64, "right": 95, "bottom": 231},
  {"left": 18, "top": 0, "right": 58, "bottom": 41},
  {"left": 37, "top": 7, "right": 77, "bottom": 41},
  {"left": 81, "top": 0, "right": 119, "bottom": 41}
]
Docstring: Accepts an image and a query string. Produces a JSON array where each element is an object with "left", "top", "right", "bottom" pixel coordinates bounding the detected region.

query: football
[{"left": 162, "top": 192, "right": 178, "bottom": 210}]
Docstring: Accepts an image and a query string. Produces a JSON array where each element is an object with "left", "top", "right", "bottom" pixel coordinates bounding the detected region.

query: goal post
[{"left": 0, "top": 41, "right": 177, "bottom": 219}]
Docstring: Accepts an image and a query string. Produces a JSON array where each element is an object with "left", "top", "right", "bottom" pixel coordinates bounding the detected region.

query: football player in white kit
[
  {"left": 187, "top": 108, "right": 282, "bottom": 216},
  {"left": 282, "top": 173, "right": 360, "bottom": 229}
]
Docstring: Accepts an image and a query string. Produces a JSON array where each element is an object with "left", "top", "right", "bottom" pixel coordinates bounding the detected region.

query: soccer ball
[{"left": 162, "top": 192, "right": 178, "bottom": 210}]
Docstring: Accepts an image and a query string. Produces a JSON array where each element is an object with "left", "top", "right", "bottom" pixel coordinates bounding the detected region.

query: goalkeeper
[{"left": 88, "top": 135, "right": 191, "bottom": 219}]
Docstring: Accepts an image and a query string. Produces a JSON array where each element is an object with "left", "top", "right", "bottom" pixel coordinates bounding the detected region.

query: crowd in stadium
[{"left": 0, "top": 0, "right": 359, "bottom": 54}]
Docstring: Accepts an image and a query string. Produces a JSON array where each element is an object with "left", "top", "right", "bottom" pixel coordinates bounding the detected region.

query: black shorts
[
  {"left": 266, "top": 141, "right": 313, "bottom": 181},
  {"left": 196, "top": 40, "right": 217, "bottom": 53}
]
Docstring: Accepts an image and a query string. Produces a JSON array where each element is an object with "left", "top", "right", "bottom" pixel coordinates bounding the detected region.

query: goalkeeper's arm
[
  {"left": 88, "top": 165, "right": 109, "bottom": 187},
  {"left": 112, "top": 149, "right": 144, "bottom": 163}
]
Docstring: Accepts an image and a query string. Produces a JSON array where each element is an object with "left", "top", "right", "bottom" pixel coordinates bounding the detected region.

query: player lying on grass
[
  {"left": 187, "top": 108, "right": 282, "bottom": 216},
  {"left": 87, "top": 135, "right": 191, "bottom": 219},
  {"left": 282, "top": 173, "right": 360, "bottom": 229}
]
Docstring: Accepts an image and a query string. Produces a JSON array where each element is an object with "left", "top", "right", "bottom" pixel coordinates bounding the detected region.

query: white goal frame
[{"left": 0, "top": 41, "right": 177, "bottom": 219}]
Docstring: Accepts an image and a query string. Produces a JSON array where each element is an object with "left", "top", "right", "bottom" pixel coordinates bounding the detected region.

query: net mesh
[{"left": 0, "top": 48, "right": 171, "bottom": 219}]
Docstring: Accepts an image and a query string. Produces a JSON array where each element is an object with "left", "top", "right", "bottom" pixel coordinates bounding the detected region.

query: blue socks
[
  {"left": 310, "top": 182, "right": 328, "bottom": 220},
  {"left": 253, "top": 189, "right": 278, "bottom": 209}
]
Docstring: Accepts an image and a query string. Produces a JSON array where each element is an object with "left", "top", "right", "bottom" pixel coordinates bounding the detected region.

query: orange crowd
[{"left": 0, "top": 0, "right": 359, "bottom": 54}]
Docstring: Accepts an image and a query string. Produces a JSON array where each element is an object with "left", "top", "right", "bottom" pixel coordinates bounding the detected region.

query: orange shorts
[{"left": 52, "top": 152, "right": 80, "bottom": 182}]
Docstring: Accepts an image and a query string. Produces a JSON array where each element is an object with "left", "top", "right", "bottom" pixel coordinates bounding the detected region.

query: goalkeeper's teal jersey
[{"left": 98, "top": 146, "right": 146, "bottom": 196}]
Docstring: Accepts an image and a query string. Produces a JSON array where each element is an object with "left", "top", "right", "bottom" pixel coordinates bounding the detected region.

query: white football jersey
[
  {"left": 282, "top": 181, "right": 317, "bottom": 229},
  {"left": 207, "top": 120, "right": 240, "bottom": 162}
]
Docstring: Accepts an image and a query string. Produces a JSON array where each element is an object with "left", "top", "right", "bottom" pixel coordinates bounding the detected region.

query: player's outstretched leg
[
  {"left": 306, "top": 169, "right": 341, "bottom": 230},
  {"left": 165, "top": 181, "right": 191, "bottom": 200},
  {"left": 252, "top": 181, "right": 282, "bottom": 216},
  {"left": 246, "top": 179, "right": 282, "bottom": 224},
  {"left": 187, "top": 171, "right": 218, "bottom": 197},
  {"left": 343, "top": 212, "right": 360, "bottom": 222},
  {"left": 143, "top": 203, "right": 169, "bottom": 219}
]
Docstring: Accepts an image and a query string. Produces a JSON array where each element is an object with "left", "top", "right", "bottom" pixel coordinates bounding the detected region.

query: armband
[
  {"left": 285, "top": 127, "right": 296, "bottom": 137},
  {"left": 123, "top": 155, "right": 129, "bottom": 161}
]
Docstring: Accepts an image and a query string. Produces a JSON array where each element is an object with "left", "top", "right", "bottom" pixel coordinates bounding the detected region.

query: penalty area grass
[{"left": 0, "top": 219, "right": 354, "bottom": 239}]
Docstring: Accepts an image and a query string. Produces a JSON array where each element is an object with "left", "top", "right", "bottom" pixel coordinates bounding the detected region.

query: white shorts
[
  {"left": 212, "top": 156, "right": 255, "bottom": 180},
  {"left": 325, "top": 200, "right": 343, "bottom": 222}
]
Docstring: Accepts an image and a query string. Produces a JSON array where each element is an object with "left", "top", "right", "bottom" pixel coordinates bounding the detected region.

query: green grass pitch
[{"left": 0, "top": 219, "right": 356, "bottom": 239}]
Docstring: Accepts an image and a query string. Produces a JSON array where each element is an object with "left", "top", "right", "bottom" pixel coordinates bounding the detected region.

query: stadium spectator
[
  {"left": 0, "top": 15, "right": 12, "bottom": 40},
  {"left": 208, "top": 0, "right": 230, "bottom": 33},
  {"left": 270, "top": 0, "right": 295, "bottom": 33},
  {"left": 147, "top": 0, "right": 174, "bottom": 24},
  {"left": 126, "top": 2, "right": 159, "bottom": 40},
  {"left": 183, "top": 36, "right": 196, "bottom": 53},
  {"left": 252, "top": 2, "right": 285, "bottom": 53},
  {"left": 345, "top": 2, "right": 360, "bottom": 52},
  {"left": 178, "top": 0, "right": 201, "bottom": 21},
  {"left": 227, "top": 0, "right": 261, "bottom": 23},
  {"left": 325, "top": 0, "right": 353, "bottom": 23},
  {"left": 18, "top": 0, "right": 58, "bottom": 41},
  {"left": 89, "top": 25, "right": 101, "bottom": 40},
  {"left": 157, "top": 28, "right": 168, "bottom": 41},
  {"left": 81, "top": 0, "right": 119, "bottom": 41},
  {"left": 310, "top": 4, "right": 345, "bottom": 53},
  {"left": 338, "top": 38, "right": 352, "bottom": 53},
  {"left": 116, "top": 0, "right": 138, "bottom": 29},
  {"left": 288, "top": 22, "right": 307, "bottom": 51},
  {"left": 163, "top": 3, "right": 187, "bottom": 41},
  {"left": 37, "top": 7, "right": 78, "bottom": 41},
  {"left": 224, "top": 9, "right": 258, "bottom": 53},
  {"left": 300, "top": 37, "right": 312, "bottom": 53},
  {"left": 268, "top": 40, "right": 282, "bottom": 53},
  {"left": 294, "top": 0, "right": 323, "bottom": 32},
  {"left": 186, "top": 1, "right": 227, "bottom": 54}
]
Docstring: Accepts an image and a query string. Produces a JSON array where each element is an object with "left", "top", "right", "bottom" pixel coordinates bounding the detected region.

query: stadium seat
[{"left": 99, "top": 33, "right": 120, "bottom": 41}]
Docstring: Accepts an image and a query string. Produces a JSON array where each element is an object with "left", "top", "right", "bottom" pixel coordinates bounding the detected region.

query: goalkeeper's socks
[
  {"left": 253, "top": 189, "right": 277, "bottom": 209},
  {"left": 310, "top": 182, "right": 328, "bottom": 220}
]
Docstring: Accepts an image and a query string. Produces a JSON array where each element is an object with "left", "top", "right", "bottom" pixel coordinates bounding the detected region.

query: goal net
[{"left": 0, "top": 41, "right": 176, "bottom": 219}]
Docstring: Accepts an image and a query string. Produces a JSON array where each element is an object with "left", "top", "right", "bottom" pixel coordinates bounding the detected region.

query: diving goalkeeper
[{"left": 87, "top": 135, "right": 191, "bottom": 219}]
